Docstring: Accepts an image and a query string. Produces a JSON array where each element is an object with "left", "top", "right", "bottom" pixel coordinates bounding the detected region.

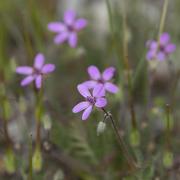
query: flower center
[
  {"left": 33, "top": 68, "right": 42, "bottom": 75},
  {"left": 97, "top": 78, "right": 105, "bottom": 84},
  {"left": 67, "top": 25, "right": 74, "bottom": 32},
  {"left": 86, "top": 96, "right": 96, "bottom": 104},
  {"left": 160, "top": 45, "right": 165, "bottom": 52}
]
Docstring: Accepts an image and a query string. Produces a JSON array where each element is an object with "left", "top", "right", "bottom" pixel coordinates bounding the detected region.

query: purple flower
[
  {"left": 82, "top": 65, "right": 119, "bottom": 94},
  {"left": 146, "top": 32, "right": 176, "bottom": 61},
  {"left": 72, "top": 84, "right": 107, "bottom": 120},
  {"left": 16, "top": 53, "right": 55, "bottom": 89},
  {"left": 48, "top": 10, "right": 87, "bottom": 48}
]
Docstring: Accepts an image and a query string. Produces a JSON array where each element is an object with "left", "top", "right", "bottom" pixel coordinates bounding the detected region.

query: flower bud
[
  {"left": 43, "top": 114, "right": 52, "bottom": 131},
  {"left": 32, "top": 148, "right": 42, "bottom": 172},
  {"left": 97, "top": 121, "right": 106, "bottom": 136},
  {"left": 163, "top": 151, "right": 173, "bottom": 168}
]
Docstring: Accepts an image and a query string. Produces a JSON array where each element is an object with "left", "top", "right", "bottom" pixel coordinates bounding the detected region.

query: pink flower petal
[
  {"left": 77, "top": 84, "right": 91, "bottom": 98},
  {"left": 54, "top": 32, "right": 69, "bottom": 44},
  {"left": 160, "top": 32, "right": 170, "bottom": 46},
  {"left": 82, "top": 105, "right": 93, "bottom": 120},
  {"left": 72, "top": 101, "right": 90, "bottom": 113},
  {"left": 81, "top": 80, "right": 97, "bottom": 89},
  {"left": 47, "top": 22, "right": 66, "bottom": 32},
  {"left": 92, "top": 84, "right": 105, "bottom": 97},
  {"left": 35, "top": 75, "right": 42, "bottom": 89},
  {"left": 95, "top": 97, "right": 107, "bottom": 108},
  {"left": 34, "top": 53, "right": 45, "bottom": 70},
  {"left": 68, "top": 32, "right": 78, "bottom": 48},
  {"left": 21, "top": 75, "right": 35, "bottom": 86},
  {"left": 157, "top": 52, "right": 166, "bottom": 61},
  {"left": 105, "top": 82, "right": 119, "bottom": 93},
  {"left": 16, "top": 66, "right": 33, "bottom": 75},
  {"left": 146, "top": 40, "right": 158, "bottom": 50},
  {"left": 74, "top": 18, "right": 87, "bottom": 31},
  {"left": 165, "top": 44, "right": 176, "bottom": 54},
  {"left": 64, "top": 10, "right": 76, "bottom": 25},
  {"left": 42, "top": 64, "right": 55, "bottom": 74},
  {"left": 87, "top": 65, "right": 101, "bottom": 80},
  {"left": 102, "top": 67, "right": 115, "bottom": 81},
  {"left": 146, "top": 50, "right": 156, "bottom": 60}
]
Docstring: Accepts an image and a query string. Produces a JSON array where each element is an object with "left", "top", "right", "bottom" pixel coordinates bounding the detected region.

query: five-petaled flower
[
  {"left": 146, "top": 32, "right": 176, "bottom": 61},
  {"left": 82, "top": 65, "right": 119, "bottom": 94},
  {"left": 72, "top": 84, "right": 107, "bottom": 120},
  {"left": 16, "top": 53, "right": 55, "bottom": 89},
  {"left": 48, "top": 9, "right": 87, "bottom": 48}
]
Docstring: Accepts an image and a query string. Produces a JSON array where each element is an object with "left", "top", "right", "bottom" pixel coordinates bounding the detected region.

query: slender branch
[{"left": 102, "top": 108, "right": 138, "bottom": 171}]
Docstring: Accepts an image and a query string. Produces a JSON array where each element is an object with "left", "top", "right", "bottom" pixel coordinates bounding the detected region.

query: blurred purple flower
[
  {"left": 82, "top": 65, "right": 119, "bottom": 94},
  {"left": 146, "top": 32, "right": 176, "bottom": 61},
  {"left": 72, "top": 84, "right": 107, "bottom": 120},
  {"left": 16, "top": 53, "right": 55, "bottom": 89},
  {"left": 48, "top": 10, "right": 87, "bottom": 48}
]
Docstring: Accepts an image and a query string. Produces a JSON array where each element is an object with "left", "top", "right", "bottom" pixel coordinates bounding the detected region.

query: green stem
[
  {"left": 28, "top": 134, "right": 33, "bottom": 180},
  {"left": 35, "top": 87, "right": 43, "bottom": 151},
  {"left": 1, "top": 97, "right": 11, "bottom": 148},
  {"left": 122, "top": 0, "right": 137, "bottom": 129},
  {"left": 157, "top": 0, "right": 169, "bottom": 52},
  {"left": 105, "top": 0, "right": 123, "bottom": 73},
  {"left": 102, "top": 108, "right": 138, "bottom": 171},
  {"left": 165, "top": 104, "right": 171, "bottom": 149}
]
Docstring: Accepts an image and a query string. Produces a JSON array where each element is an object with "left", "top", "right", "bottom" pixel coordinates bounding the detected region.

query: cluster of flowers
[
  {"left": 146, "top": 32, "right": 176, "bottom": 61},
  {"left": 15, "top": 9, "right": 177, "bottom": 121},
  {"left": 72, "top": 66, "right": 119, "bottom": 120},
  {"left": 16, "top": 10, "right": 87, "bottom": 89}
]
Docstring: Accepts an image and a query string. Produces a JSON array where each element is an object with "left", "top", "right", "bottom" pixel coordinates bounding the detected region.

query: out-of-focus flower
[
  {"left": 16, "top": 53, "right": 55, "bottom": 89},
  {"left": 82, "top": 65, "right": 119, "bottom": 94},
  {"left": 146, "top": 32, "right": 176, "bottom": 61},
  {"left": 72, "top": 84, "right": 107, "bottom": 120},
  {"left": 48, "top": 10, "right": 87, "bottom": 48}
]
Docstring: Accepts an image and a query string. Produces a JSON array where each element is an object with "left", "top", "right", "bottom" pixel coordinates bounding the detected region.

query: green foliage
[
  {"left": 67, "top": 121, "right": 97, "bottom": 166},
  {"left": 4, "top": 149, "right": 16, "bottom": 174}
]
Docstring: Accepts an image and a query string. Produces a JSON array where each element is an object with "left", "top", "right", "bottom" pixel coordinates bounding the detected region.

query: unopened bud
[
  {"left": 97, "top": 121, "right": 106, "bottom": 136},
  {"left": 43, "top": 114, "right": 52, "bottom": 130},
  {"left": 163, "top": 151, "right": 173, "bottom": 168},
  {"left": 32, "top": 148, "right": 42, "bottom": 172}
]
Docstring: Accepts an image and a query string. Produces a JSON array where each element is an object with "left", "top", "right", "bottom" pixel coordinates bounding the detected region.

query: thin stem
[
  {"left": 2, "top": 97, "right": 12, "bottom": 148},
  {"left": 28, "top": 134, "right": 33, "bottom": 180},
  {"left": 35, "top": 87, "right": 43, "bottom": 150},
  {"left": 105, "top": 0, "right": 123, "bottom": 73},
  {"left": 157, "top": 0, "right": 169, "bottom": 52},
  {"left": 122, "top": 0, "right": 137, "bottom": 129},
  {"left": 102, "top": 108, "right": 137, "bottom": 171},
  {"left": 165, "top": 104, "right": 171, "bottom": 149}
]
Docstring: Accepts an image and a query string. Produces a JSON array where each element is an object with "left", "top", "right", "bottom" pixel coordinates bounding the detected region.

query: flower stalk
[
  {"left": 165, "top": 104, "right": 171, "bottom": 149},
  {"left": 122, "top": 0, "right": 137, "bottom": 130},
  {"left": 33, "top": 87, "right": 44, "bottom": 171},
  {"left": 157, "top": 0, "right": 169, "bottom": 51},
  {"left": 102, "top": 108, "right": 137, "bottom": 171},
  {"left": 28, "top": 134, "right": 33, "bottom": 180}
]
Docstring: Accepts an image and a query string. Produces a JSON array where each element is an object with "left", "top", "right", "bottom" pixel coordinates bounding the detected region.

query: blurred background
[{"left": 0, "top": 0, "right": 180, "bottom": 179}]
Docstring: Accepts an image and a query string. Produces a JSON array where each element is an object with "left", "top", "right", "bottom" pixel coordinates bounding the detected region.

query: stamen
[{"left": 86, "top": 96, "right": 96, "bottom": 104}]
